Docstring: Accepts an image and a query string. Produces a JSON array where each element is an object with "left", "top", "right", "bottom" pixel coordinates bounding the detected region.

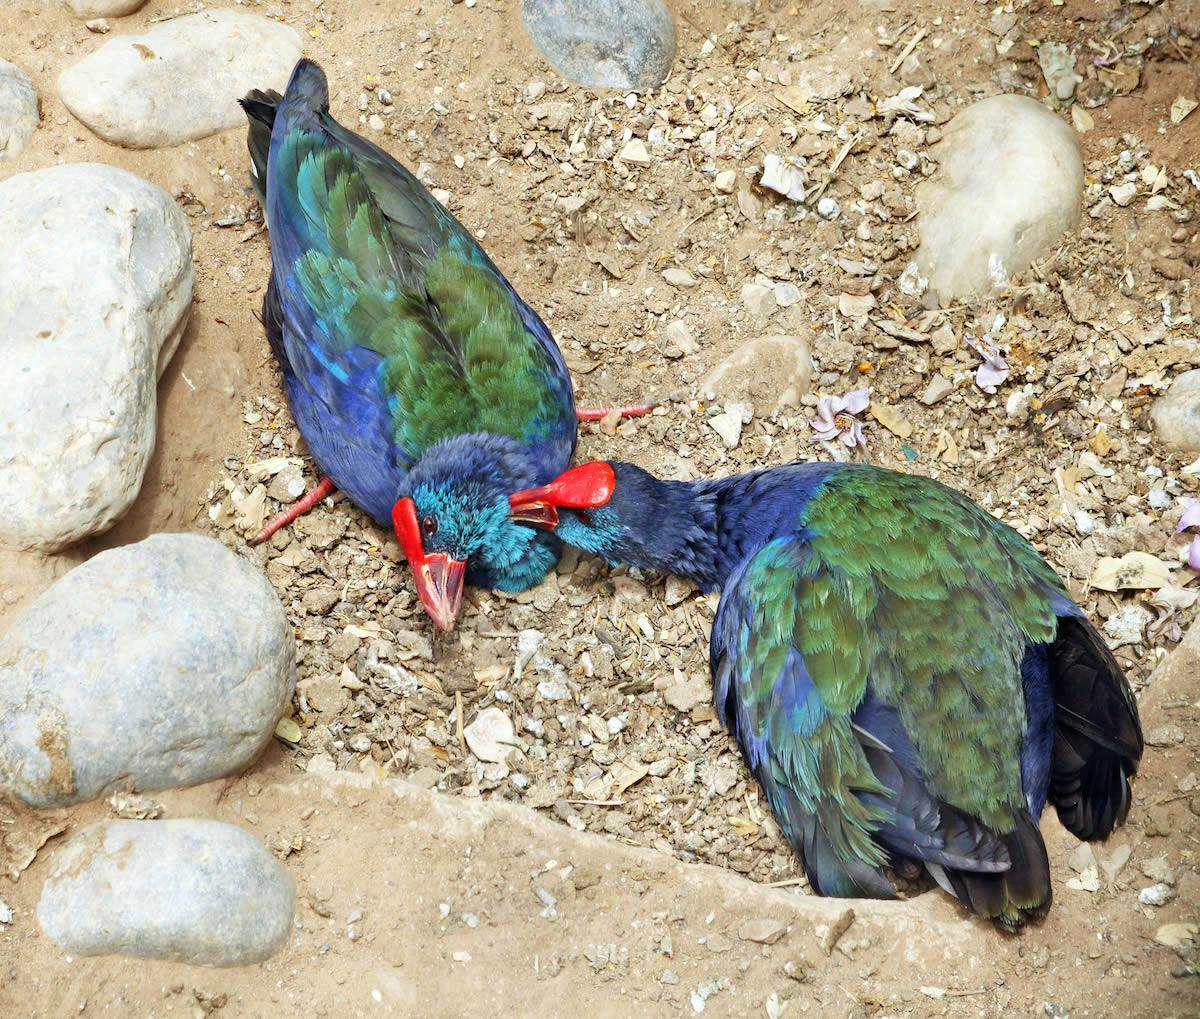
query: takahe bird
[
  {"left": 239, "top": 60, "right": 646, "bottom": 629},
  {"left": 509, "top": 460, "right": 1143, "bottom": 926}
]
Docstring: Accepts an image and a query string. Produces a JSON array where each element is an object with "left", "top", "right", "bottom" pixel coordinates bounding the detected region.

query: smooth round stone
[
  {"left": 915, "top": 94, "right": 1083, "bottom": 300},
  {"left": 38, "top": 819, "right": 294, "bottom": 966},
  {"left": 65, "top": 0, "right": 148, "bottom": 16},
  {"left": 521, "top": 0, "right": 676, "bottom": 92},
  {"left": 699, "top": 335, "right": 814, "bottom": 417},
  {"left": 0, "top": 58, "right": 38, "bottom": 161},
  {"left": 0, "top": 534, "right": 295, "bottom": 808},
  {"left": 57, "top": 10, "right": 301, "bottom": 148},
  {"left": 1151, "top": 369, "right": 1200, "bottom": 453},
  {"left": 0, "top": 163, "right": 192, "bottom": 551}
]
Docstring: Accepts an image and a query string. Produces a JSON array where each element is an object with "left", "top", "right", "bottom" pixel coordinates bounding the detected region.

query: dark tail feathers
[
  {"left": 238, "top": 59, "right": 331, "bottom": 207},
  {"left": 926, "top": 809, "right": 1052, "bottom": 930},
  {"left": 238, "top": 88, "right": 280, "bottom": 207},
  {"left": 1048, "top": 616, "right": 1143, "bottom": 842}
]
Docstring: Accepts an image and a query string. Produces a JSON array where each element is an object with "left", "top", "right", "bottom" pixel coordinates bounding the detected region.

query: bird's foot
[
  {"left": 575, "top": 403, "right": 655, "bottom": 422},
  {"left": 249, "top": 476, "right": 338, "bottom": 546}
]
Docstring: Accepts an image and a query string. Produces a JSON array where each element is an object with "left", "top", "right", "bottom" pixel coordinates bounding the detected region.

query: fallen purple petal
[
  {"left": 967, "top": 334, "right": 1009, "bottom": 394},
  {"left": 842, "top": 420, "right": 866, "bottom": 447},
  {"left": 843, "top": 387, "right": 872, "bottom": 414},
  {"left": 975, "top": 358, "right": 1008, "bottom": 394},
  {"left": 1176, "top": 502, "right": 1200, "bottom": 533},
  {"left": 1189, "top": 536, "right": 1200, "bottom": 572}
]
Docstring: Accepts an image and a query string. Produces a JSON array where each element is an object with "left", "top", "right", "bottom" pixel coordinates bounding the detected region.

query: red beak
[
  {"left": 411, "top": 552, "right": 466, "bottom": 632},
  {"left": 392, "top": 498, "right": 467, "bottom": 631},
  {"left": 509, "top": 462, "right": 616, "bottom": 529}
]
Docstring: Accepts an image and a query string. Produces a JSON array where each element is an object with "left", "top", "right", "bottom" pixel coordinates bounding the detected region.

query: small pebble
[
  {"left": 662, "top": 267, "right": 697, "bottom": 288},
  {"left": 708, "top": 410, "right": 743, "bottom": 450},
  {"left": 1138, "top": 883, "right": 1174, "bottom": 907},
  {"left": 773, "top": 283, "right": 801, "bottom": 307},
  {"left": 816, "top": 196, "right": 840, "bottom": 219},
  {"left": 919, "top": 373, "right": 953, "bottom": 405},
  {"left": 619, "top": 139, "right": 652, "bottom": 166},
  {"left": 464, "top": 707, "right": 515, "bottom": 764},
  {"left": 740, "top": 282, "right": 775, "bottom": 318},
  {"left": 1109, "top": 182, "right": 1137, "bottom": 207}
]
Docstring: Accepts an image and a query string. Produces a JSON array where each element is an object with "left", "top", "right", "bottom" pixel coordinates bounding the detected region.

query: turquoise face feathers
[{"left": 401, "top": 434, "right": 562, "bottom": 594}]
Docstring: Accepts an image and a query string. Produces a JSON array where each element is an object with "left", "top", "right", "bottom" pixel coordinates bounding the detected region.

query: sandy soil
[{"left": 1, "top": 0, "right": 1198, "bottom": 1015}]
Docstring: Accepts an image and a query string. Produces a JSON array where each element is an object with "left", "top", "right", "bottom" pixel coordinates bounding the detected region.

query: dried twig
[
  {"left": 889, "top": 26, "right": 928, "bottom": 74},
  {"left": 806, "top": 131, "right": 863, "bottom": 202}
]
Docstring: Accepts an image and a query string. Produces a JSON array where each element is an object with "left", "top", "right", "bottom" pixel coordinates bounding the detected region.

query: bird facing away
[
  {"left": 239, "top": 59, "right": 647, "bottom": 629},
  {"left": 509, "top": 460, "right": 1144, "bottom": 927}
]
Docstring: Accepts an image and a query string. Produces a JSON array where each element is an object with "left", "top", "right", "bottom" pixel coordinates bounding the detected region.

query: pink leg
[
  {"left": 575, "top": 403, "right": 655, "bottom": 422},
  {"left": 249, "top": 477, "right": 337, "bottom": 546}
]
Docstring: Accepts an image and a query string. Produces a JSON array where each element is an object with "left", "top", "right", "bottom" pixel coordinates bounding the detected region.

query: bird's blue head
[{"left": 394, "top": 433, "right": 562, "bottom": 630}]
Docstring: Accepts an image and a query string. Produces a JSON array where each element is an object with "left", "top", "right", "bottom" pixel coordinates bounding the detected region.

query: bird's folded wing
[
  {"left": 711, "top": 520, "right": 1048, "bottom": 893},
  {"left": 265, "top": 96, "right": 573, "bottom": 464}
]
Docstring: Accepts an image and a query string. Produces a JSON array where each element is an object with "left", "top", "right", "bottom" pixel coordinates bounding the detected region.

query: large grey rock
[
  {"left": 0, "top": 59, "right": 38, "bottom": 160},
  {"left": 64, "top": 0, "right": 148, "bottom": 16},
  {"left": 38, "top": 819, "right": 294, "bottom": 966},
  {"left": 1152, "top": 370, "right": 1200, "bottom": 453},
  {"left": 0, "top": 534, "right": 295, "bottom": 808},
  {"left": 521, "top": 0, "right": 676, "bottom": 92},
  {"left": 915, "top": 95, "right": 1082, "bottom": 300},
  {"left": 57, "top": 10, "right": 301, "bottom": 148},
  {"left": 0, "top": 164, "right": 192, "bottom": 551},
  {"left": 699, "top": 335, "right": 813, "bottom": 416}
]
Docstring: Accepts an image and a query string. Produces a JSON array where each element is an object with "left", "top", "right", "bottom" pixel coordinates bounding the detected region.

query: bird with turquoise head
[
  {"left": 509, "top": 459, "right": 1143, "bottom": 927},
  {"left": 240, "top": 59, "right": 601, "bottom": 629}
]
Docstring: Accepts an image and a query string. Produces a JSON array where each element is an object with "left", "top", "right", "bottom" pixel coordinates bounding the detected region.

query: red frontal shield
[{"left": 508, "top": 462, "right": 616, "bottom": 528}]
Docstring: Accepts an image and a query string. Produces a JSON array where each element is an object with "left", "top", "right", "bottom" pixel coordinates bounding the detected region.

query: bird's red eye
[{"left": 422, "top": 514, "right": 438, "bottom": 537}]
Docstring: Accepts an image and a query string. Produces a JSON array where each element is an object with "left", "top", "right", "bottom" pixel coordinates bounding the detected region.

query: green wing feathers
[
  {"left": 801, "top": 467, "right": 1064, "bottom": 830},
  {"left": 279, "top": 130, "right": 566, "bottom": 456},
  {"left": 720, "top": 540, "right": 892, "bottom": 892}
]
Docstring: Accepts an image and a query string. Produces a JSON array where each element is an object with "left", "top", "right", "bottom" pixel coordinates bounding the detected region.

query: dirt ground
[{"left": 1, "top": 0, "right": 1198, "bottom": 1015}]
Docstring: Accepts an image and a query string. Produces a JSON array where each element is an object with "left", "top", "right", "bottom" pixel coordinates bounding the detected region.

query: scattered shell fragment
[
  {"left": 1089, "top": 552, "right": 1172, "bottom": 592},
  {"left": 759, "top": 154, "right": 807, "bottom": 202},
  {"left": 1169, "top": 96, "right": 1197, "bottom": 125}
]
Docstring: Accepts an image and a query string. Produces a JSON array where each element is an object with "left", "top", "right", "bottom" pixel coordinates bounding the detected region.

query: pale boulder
[
  {"left": 38, "top": 819, "right": 294, "bottom": 966},
  {"left": 0, "top": 164, "right": 192, "bottom": 551},
  {"left": 916, "top": 95, "right": 1083, "bottom": 299},
  {"left": 0, "top": 534, "right": 295, "bottom": 808},
  {"left": 64, "top": 0, "right": 149, "bottom": 16},
  {"left": 57, "top": 10, "right": 301, "bottom": 148},
  {"left": 0, "top": 59, "right": 38, "bottom": 160}
]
